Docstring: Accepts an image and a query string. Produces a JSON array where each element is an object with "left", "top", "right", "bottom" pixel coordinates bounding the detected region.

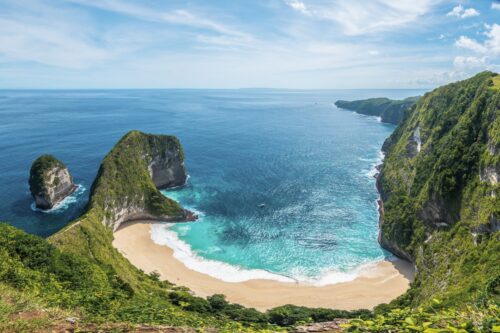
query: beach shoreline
[{"left": 113, "top": 221, "right": 414, "bottom": 311}]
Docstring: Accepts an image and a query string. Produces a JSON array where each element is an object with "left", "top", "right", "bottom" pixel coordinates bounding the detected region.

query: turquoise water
[{"left": 0, "top": 89, "right": 423, "bottom": 282}]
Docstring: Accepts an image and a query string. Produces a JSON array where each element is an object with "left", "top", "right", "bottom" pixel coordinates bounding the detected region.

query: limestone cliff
[
  {"left": 376, "top": 71, "right": 500, "bottom": 306},
  {"left": 89, "top": 130, "right": 193, "bottom": 231},
  {"left": 29, "top": 155, "right": 77, "bottom": 210}
]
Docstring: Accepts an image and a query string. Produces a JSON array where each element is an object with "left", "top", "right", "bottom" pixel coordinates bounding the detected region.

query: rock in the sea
[{"left": 29, "top": 155, "right": 77, "bottom": 210}]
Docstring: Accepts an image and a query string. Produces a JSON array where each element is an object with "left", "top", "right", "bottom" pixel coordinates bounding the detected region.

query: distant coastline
[{"left": 113, "top": 221, "right": 415, "bottom": 311}]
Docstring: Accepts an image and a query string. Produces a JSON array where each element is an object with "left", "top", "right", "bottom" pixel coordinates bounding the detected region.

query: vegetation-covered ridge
[
  {"left": 78, "top": 130, "right": 193, "bottom": 232},
  {"left": 377, "top": 71, "right": 500, "bottom": 309},
  {"left": 335, "top": 96, "right": 419, "bottom": 125}
]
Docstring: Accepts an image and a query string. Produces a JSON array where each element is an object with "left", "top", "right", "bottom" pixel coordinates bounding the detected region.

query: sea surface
[{"left": 0, "top": 89, "right": 424, "bottom": 283}]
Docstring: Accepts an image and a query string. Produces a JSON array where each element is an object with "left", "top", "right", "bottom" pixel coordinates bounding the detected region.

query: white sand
[{"left": 113, "top": 221, "right": 415, "bottom": 311}]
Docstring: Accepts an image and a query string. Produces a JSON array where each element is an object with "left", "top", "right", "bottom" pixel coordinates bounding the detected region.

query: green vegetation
[
  {"left": 87, "top": 130, "right": 186, "bottom": 227},
  {"left": 1, "top": 73, "right": 500, "bottom": 332},
  {"left": 346, "top": 301, "right": 499, "bottom": 332},
  {"left": 377, "top": 71, "right": 500, "bottom": 309},
  {"left": 335, "top": 96, "right": 419, "bottom": 125},
  {"left": 28, "top": 154, "right": 67, "bottom": 197}
]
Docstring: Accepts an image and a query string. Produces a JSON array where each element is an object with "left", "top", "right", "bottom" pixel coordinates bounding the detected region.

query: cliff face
[
  {"left": 89, "top": 130, "right": 192, "bottom": 231},
  {"left": 377, "top": 71, "right": 500, "bottom": 306},
  {"left": 335, "top": 96, "right": 419, "bottom": 125},
  {"left": 29, "top": 155, "right": 77, "bottom": 210}
]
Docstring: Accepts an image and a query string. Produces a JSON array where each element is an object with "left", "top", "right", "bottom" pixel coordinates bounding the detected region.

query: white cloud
[
  {"left": 446, "top": 5, "right": 479, "bottom": 18},
  {"left": 492, "top": 3, "right": 500, "bottom": 10},
  {"left": 455, "top": 24, "right": 500, "bottom": 55},
  {"left": 368, "top": 50, "right": 380, "bottom": 56},
  {"left": 0, "top": 1, "right": 111, "bottom": 68},
  {"left": 69, "top": 0, "right": 253, "bottom": 43},
  {"left": 286, "top": 0, "right": 309, "bottom": 14},
  {"left": 455, "top": 36, "right": 487, "bottom": 53},
  {"left": 486, "top": 24, "right": 500, "bottom": 55},
  {"left": 453, "top": 56, "right": 487, "bottom": 69},
  {"left": 283, "top": 0, "right": 439, "bottom": 36}
]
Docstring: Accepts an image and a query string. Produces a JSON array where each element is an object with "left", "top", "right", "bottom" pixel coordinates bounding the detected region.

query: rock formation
[
  {"left": 375, "top": 71, "right": 499, "bottom": 305},
  {"left": 29, "top": 155, "right": 77, "bottom": 210},
  {"left": 87, "top": 130, "right": 194, "bottom": 231}
]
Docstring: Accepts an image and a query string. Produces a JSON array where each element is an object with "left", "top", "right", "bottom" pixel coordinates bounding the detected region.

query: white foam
[
  {"left": 364, "top": 150, "right": 385, "bottom": 179},
  {"left": 30, "top": 184, "right": 86, "bottom": 213},
  {"left": 150, "top": 223, "right": 296, "bottom": 283},
  {"left": 150, "top": 223, "right": 387, "bottom": 286}
]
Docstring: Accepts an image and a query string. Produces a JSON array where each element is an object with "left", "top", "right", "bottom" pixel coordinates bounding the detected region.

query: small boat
[{"left": 258, "top": 203, "right": 266, "bottom": 208}]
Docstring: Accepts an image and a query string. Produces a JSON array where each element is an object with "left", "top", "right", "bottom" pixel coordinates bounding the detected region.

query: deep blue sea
[{"left": 0, "top": 89, "right": 424, "bottom": 283}]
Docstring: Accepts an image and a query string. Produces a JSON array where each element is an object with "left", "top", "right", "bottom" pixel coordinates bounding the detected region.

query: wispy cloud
[
  {"left": 284, "top": 0, "right": 440, "bottom": 36},
  {"left": 68, "top": 0, "right": 254, "bottom": 46},
  {"left": 285, "top": 0, "right": 309, "bottom": 14},
  {"left": 0, "top": 0, "right": 111, "bottom": 68},
  {"left": 446, "top": 5, "right": 479, "bottom": 19},
  {"left": 455, "top": 24, "right": 500, "bottom": 55},
  {"left": 492, "top": 3, "right": 500, "bottom": 10}
]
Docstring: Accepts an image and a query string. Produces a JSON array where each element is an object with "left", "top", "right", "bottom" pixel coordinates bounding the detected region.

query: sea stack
[{"left": 29, "top": 155, "right": 77, "bottom": 210}]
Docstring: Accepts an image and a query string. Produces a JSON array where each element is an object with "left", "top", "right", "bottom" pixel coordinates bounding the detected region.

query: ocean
[{"left": 0, "top": 88, "right": 424, "bottom": 284}]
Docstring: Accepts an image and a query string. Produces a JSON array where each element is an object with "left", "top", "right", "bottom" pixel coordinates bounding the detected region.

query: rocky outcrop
[
  {"left": 377, "top": 198, "right": 414, "bottom": 262},
  {"left": 406, "top": 126, "right": 421, "bottom": 157},
  {"left": 89, "top": 130, "right": 195, "bottom": 231},
  {"left": 148, "top": 144, "right": 187, "bottom": 188},
  {"left": 418, "top": 194, "right": 457, "bottom": 228},
  {"left": 293, "top": 319, "right": 348, "bottom": 332},
  {"left": 29, "top": 155, "right": 77, "bottom": 210},
  {"left": 335, "top": 96, "right": 419, "bottom": 125},
  {"left": 480, "top": 165, "right": 499, "bottom": 185}
]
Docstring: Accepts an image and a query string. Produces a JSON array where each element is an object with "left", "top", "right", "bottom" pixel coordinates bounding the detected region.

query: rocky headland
[{"left": 335, "top": 96, "right": 419, "bottom": 125}]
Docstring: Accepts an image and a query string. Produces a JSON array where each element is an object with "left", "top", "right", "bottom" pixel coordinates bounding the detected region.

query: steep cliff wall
[
  {"left": 29, "top": 155, "right": 77, "bottom": 210},
  {"left": 377, "top": 71, "right": 500, "bottom": 306},
  {"left": 88, "top": 130, "right": 192, "bottom": 231}
]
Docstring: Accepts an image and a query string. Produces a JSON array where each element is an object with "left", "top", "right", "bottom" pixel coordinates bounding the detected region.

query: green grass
[{"left": 491, "top": 75, "right": 500, "bottom": 90}]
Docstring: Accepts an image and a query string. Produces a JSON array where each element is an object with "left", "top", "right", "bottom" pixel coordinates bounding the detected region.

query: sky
[{"left": 0, "top": 0, "right": 499, "bottom": 89}]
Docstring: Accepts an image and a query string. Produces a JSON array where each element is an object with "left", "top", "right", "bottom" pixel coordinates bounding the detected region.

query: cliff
[
  {"left": 377, "top": 71, "right": 500, "bottom": 307},
  {"left": 335, "top": 96, "right": 419, "bottom": 125},
  {"left": 87, "top": 130, "right": 194, "bottom": 231},
  {"left": 29, "top": 154, "right": 77, "bottom": 210}
]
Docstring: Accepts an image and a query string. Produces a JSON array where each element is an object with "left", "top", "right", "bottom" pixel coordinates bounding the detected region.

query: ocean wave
[
  {"left": 150, "top": 223, "right": 296, "bottom": 283},
  {"left": 364, "top": 150, "right": 385, "bottom": 178},
  {"left": 30, "top": 184, "right": 86, "bottom": 213},
  {"left": 150, "top": 223, "right": 386, "bottom": 286}
]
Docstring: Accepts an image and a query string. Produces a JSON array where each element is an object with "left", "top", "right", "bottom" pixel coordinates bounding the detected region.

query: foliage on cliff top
[
  {"left": 0, "top": 223, "right": 287, "bottom": 332},
  {"left": 335, "top": 96, "right": 419, "bottom": 125},
  {"left": 88, "top": 130, "right": 185, "bottom": 223},
  {"left": 378, "top": 71, "right": 500, "bottom": 308},
  {"left": 28, "top": 154, "right": 68, "bottom": 196}
]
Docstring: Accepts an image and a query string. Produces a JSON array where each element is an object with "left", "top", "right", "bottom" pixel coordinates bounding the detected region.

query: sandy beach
[{"left": 113, "top": 221, "right": 415, "bottom": 311}]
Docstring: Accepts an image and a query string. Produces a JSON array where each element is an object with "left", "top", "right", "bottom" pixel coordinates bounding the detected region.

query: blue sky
[{"left": 0, "top": 0, "right": 499, "bottom": 89}]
